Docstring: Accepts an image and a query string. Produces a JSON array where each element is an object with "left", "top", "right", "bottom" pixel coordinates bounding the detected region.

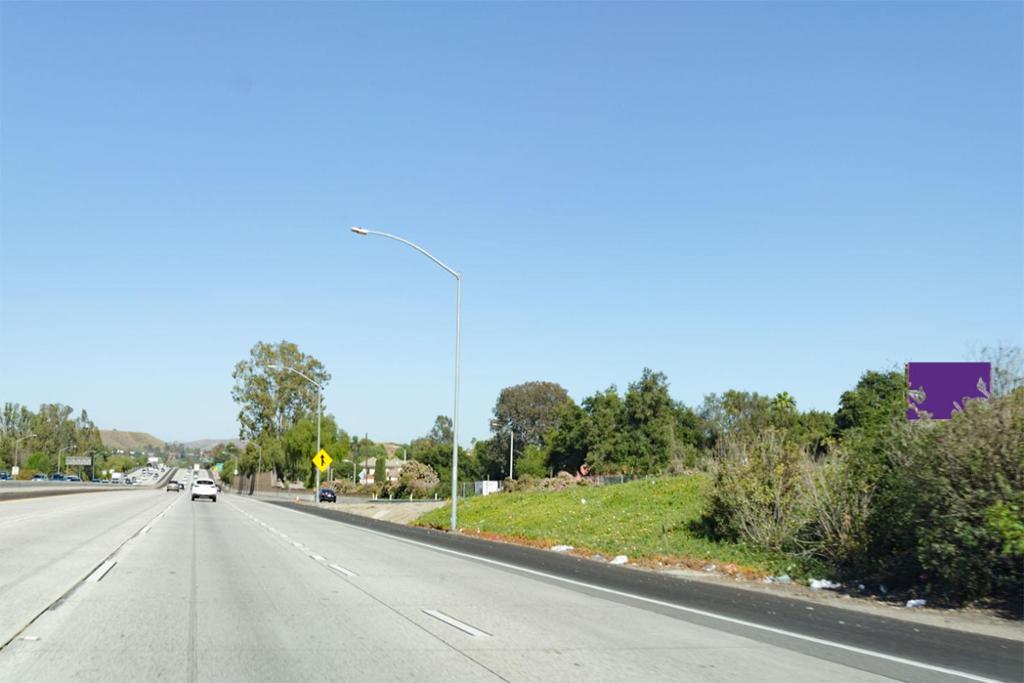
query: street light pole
[
  {"left": 11, "top": 433, "right": 35, "bottom": 478},
  {"left": 255, "top": 442, "right": 263, "bottom": 496},
  {"left": 351, "top": 226, "right": 462, "bottom": 531},
  {"left": 57, "top": 444, "right": 74, "bottom": 477},
  {"left": 273, "top": 364, "right": 324, "bottom": 505}
]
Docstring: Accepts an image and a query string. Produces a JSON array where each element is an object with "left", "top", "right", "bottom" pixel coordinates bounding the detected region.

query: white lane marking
[
  {"left": 86, "top": 560, "right": 117, "bottom": 583},
  {"left": 423, "top": 609, "right": 491, "bottom": 638},
  {"left": 141, "top": 525, "right": 152, "bottom": 535},
  {"left": 19, "top": 636, "right": 40, "bottom": 641},
  {"left": 309, "top": 554, "right": 326, "bottom": 562},
  {"left": 328, "top": 563, "right": 356, "bottom": 577},
  {"left": 309, "top": 518, "right": 1005, "bottom": 683}
]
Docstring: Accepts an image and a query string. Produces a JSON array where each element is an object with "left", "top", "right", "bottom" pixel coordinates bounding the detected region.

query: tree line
[{"left": 0, "top": 402, "right": 139, "bottom": 478}]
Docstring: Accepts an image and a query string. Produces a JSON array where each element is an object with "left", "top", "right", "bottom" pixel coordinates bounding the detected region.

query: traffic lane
[
  {"left": 270, "top": 499, "right": 1023, "bottom": 683},
  {"left": 0, "top": 492, "right": 505, "bottom": 682},
  {"left": 0, "top": 489, "right": 180, "bottom": 647},
  {"left": 227, "top": 496, "right": 897, "bottom": 683}
]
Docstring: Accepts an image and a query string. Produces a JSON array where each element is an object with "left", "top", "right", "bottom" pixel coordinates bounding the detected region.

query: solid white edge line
[
  {"left": 141, "top": 525, "right": 152, "bottom": 534},
  {"left": 328, "top": 563, "right": 356, "bottom": 577},
  {"left": 309, "top": 554, "right": 325, "bottom": 562},
  {"left": 423, "top": 609, "right": 491, "bottom": 638},
  {"left": 319, "top": 518, "right": 1007, "bottom": 683},
  {"left": 249, "top": 497, "right": 1000, "bottom": 683},
  {"left": 86, "top": 560, "right": 117, "bottom": 582}
]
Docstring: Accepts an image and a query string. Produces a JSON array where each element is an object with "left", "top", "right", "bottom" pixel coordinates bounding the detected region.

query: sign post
[{"left": 312, "top": 449, "right": 332, "bottom": 505}]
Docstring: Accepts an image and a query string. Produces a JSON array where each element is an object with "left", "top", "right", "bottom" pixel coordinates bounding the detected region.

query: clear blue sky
[{"left": 1, "top": 2, "right": 1021, "bottom": 445}]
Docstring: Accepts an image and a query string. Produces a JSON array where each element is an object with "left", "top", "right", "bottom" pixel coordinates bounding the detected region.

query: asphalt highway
[{"left": 0, "top": 486, "right": 1019, "bottom": 682}]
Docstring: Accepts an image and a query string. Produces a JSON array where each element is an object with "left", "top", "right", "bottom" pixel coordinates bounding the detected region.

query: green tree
[
  {"left": 515, "top": 444, "right": 549, "bottom": 479},
  {"left": 1, "top": 402, "right": 34, "bottom": 469},
  {"left": 472, "top": 436, "right": 507, "bottom": 480},
  {"left": 834, "top": 370, "right": 906, "bottom": 435},
  {"left": 428, "top": 415, "right": 453, "bottom": 445},
  {"left": 699, "top": 390, "right": 773, "bottom": 446},
  {"left": 544, "top": 401, "right": 588, "bottom": 475},
  {"left": 30, "top": 404, "right": 76, "bottom": 461},
  {"left": 491, "top": 381, "right": 571, "bottom": 448},
  {"left": 231, "top": 340, "right": 330, "bottom": 441},
  {"left": 580, "top": 387, "right": 624, "bottom": 473},
  {"left": 618, "top": 368, "right": 677, "bottom": 474},
  {"left": 26, "top": 452, "right": 53, "bottom": 475},
  {"left": 282, "top": 415, "right": 348, "bottom": 483},
  {"left": 374, "top": 456, "right": 387, "bottom": 485}
]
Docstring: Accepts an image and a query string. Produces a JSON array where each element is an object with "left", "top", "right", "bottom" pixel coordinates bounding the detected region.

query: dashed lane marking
[{"left": 423, "top": 610, "right": 491, "bottom": 638}]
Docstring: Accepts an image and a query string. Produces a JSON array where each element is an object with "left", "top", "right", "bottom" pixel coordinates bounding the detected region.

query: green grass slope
[{"left": 416, "top": 475, "right": 801, "bottom": 576}]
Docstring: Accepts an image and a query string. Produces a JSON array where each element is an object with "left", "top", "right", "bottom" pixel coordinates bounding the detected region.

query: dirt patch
[{"left": 304, "top": 500, "right": 444, "bottom": 525}]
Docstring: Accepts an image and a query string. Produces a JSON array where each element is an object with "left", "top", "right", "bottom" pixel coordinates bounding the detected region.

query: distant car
[
  {"left": 31, "top": 473, "right": 47, "bottom": 481},
  {"left": 66, "top": 475, "right": 81, "bottom": 482},
  {"left": 166, "top": 480, "right": 182, "bottom": 492},
  {"left": 51, "top": 473, "right": 66, "bottom": 481},
  {"left": 318, "top": 488, "right": 336, "bottom": 503},
  {"left": 191, "top": 478, "right": 217, "bottom": 502},
  {"left": 0, "top": 471, "right": 9, "bottom": 480}
]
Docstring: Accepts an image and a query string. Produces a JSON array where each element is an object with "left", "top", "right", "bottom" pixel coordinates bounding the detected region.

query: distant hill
[
  {"left": 100, "top": 429, "right": 165, "bottom": 451},
  {"left": 183, "top": 438, "right": 247, "bottom": 451}
]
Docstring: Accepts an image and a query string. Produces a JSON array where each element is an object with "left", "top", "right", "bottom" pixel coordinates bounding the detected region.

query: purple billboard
[{"left": 906, "top": 362, "right": 991, "bottom": 420}]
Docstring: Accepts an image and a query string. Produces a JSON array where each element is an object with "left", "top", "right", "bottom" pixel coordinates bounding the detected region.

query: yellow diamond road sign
[{"left": 313, "top": 449, "right": 332, "bottom": 472}]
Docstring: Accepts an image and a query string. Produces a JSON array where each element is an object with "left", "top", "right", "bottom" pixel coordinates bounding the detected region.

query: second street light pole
[
  {"left": 273, "top": 364, "right": 323, "bottom": 506},
  {"left": 315, "top": 383, "right": 322, "bottom": 504},
  {"left": 351, "top": 226, "right": 462, "bottom": 531}
]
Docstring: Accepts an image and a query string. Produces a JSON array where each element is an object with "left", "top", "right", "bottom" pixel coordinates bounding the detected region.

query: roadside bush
[
  {"left": 986, "top": 495, "right": 1024, "bottom": 557},
  {"left": 705, "top": 430, "right": 811, "bottom": 553},
  {"left": 832, "top": 388, "right": 1024, "bottom": 602},
  {"left": 504, "top": 471, "right": 580, "bottom": 493},
  {"left": 329, "top": 479, "right": 360, "bottom": 495},
  {"left": 899, "top": 390, "right": 1023, "bottom": 600},
  {"left": 385, "top": 460, "right": 440, "bottom": 499},
  {"left": 799, "top": 448, "right": 872, "bottom": 567}
]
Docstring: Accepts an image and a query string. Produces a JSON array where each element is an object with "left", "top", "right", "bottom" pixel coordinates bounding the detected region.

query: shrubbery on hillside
[{"left": 703, "top": 389, "right": 1023, "bottom": 603}]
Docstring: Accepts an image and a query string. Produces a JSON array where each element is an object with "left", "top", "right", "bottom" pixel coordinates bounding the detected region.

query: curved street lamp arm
[
  {"left": 352, "top": 228, "right": 461, "bottom": 280},
  {"left": 273, "top": 364, "right": 323, "bottom": 389}
]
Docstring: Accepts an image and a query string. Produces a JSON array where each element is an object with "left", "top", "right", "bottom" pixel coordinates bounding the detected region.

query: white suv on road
[{"left": 191, "top": 478, "right": 218, "bottom": 503}]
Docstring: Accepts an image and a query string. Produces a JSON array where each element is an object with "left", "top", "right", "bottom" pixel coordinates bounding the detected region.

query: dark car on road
[
  {"left": 0, "top": 471, "right": 9, "bottom": 480},
  {"left": 318, "top": 488, "right": 336, "bottom": 503}
]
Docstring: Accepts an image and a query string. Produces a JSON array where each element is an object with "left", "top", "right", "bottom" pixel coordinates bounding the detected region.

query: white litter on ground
[{"left": 609, "top": 555, "right": 628, "bottom": 565}]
